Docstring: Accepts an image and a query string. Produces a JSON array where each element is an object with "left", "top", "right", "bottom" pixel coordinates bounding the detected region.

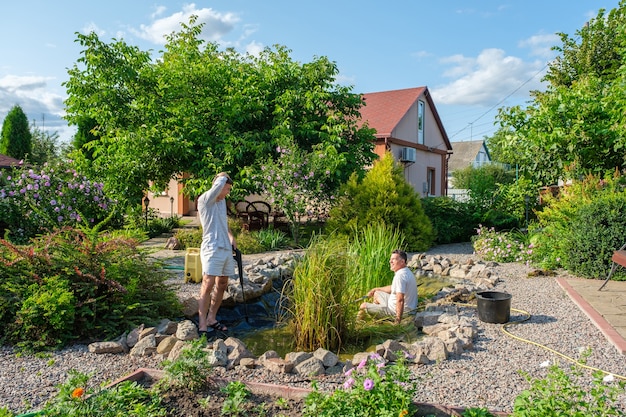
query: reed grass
[{"left": 287, "top": 224, "right": 407, "bottom": 353}]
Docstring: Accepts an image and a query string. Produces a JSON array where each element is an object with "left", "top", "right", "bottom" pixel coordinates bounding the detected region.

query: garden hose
[{"left": 451, "top": 301, "right": 626, "bottom": 381}]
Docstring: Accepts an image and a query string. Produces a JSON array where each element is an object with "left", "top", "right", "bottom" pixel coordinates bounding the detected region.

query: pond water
[{"left": 223, "top": 274, "right": 457, "bottom": 358}]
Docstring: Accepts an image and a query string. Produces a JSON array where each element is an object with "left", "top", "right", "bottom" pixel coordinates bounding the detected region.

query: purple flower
[
  {"left": 50, "top": 199, "right": 57, "bottom": 206},
  {"left": 344, "top": 368, "right": 354, "bottom": 377},
  {"left": 343, "top": 377, "right": 355, "bottom": 390},
  {"left": 357, "top": 359, "right": 367, "bottom": 369},
  {"left": 363, "top": 378, "right": 374, "bottom": 391}
]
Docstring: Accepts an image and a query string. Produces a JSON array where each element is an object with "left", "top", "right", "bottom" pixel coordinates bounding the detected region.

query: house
[
  {"left": 447, "top": 139, "right": 492, "bottom": 199},
  {"left": 359, "top": 87, "right": 453, "bottom": 196}
]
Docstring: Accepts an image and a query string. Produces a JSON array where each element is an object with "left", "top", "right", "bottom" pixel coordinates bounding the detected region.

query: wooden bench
[{"left": 599, "top": 243, "right": 626, "bottom": 290}]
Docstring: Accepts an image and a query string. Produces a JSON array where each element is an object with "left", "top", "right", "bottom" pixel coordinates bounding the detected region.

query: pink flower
[{"left": 363, "top": 378, "right": 374, "bottom": 391}]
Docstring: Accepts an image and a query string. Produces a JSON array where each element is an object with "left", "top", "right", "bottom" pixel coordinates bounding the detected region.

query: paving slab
[{"left": 557, "top": 277, "right": 626, "bottom": 354}]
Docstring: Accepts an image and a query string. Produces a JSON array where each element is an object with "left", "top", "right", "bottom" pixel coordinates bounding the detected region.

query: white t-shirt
[
  {"left": 388, "top": 267, "right": 418, "bottom": 312},
  {"left": 197, "top": 176, "right": 230, "bottom": 251}
]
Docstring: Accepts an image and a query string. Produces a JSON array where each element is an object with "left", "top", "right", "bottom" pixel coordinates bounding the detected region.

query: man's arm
[
  {"left": 395, "top": 292, "right": 405, "bottom": 324},
  {"left": 367, "top": 285, "right": 391, "bottom": 297}
]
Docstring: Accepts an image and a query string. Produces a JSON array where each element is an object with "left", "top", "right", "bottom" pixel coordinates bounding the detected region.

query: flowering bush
[
  {"left": 472, "top": 225, "right": 533, "bottom": 263},
  {"left": 303, "top": 353, "right": 416, "bottom": 417},
  {"left": 0, "top": 161, "right": 119, "bottom": 243},
  {"left": 251, "top": 142, "right": 336, "bottom": 244}
]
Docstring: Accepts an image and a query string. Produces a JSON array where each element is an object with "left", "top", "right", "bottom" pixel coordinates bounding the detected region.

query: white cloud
[
  {"left": 245, "top": 41, "right": 264, "bottom": 57},
  {"left": 431, "top": 48, "right": 546, "bottom": 106},
  {"left": 82, "top": 22, "right": 106, "bottom": 37},
  {"left": 519, "top": 33, "right": 560, "bottom": 58},
  {"left": 132, "top": 3, "right": 240, "bottom": 45},
  {"left": 0, "top": 75, "right": 69, "bottom": 140}
]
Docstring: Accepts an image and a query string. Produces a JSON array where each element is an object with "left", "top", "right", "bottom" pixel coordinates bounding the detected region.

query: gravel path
[{"left": 2, "top": 243, "right": 626, "bottom": 414}]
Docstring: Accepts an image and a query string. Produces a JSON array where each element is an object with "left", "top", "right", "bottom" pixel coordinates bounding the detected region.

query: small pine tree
[
  {"left": 1, "top": 105, "right": 32, "bottom": 160},
  {"left": 326, "top": 152, "right": 435, "bottom": 251}
]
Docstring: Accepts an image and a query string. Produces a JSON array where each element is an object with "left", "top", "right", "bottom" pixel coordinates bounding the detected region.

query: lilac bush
[{"left": 0, "top": 161, "right": 118, "bottom": 242}]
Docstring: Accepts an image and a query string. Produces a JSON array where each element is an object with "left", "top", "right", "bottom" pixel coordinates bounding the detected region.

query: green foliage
[
  {"left": 493, "top": 176, "right": 539, "bottom": 226},
  {"left": 288, "top": 234, "right": 349, "bottom": 352},
  {"left": 513, "top": 362, "right": 625, "bottom": 416},
  {"left": 174, "top": 227, "right": 203, "bottom": 249},
  {"left": 27, "top": 121, "right": 63, "bottom": 165},
  {"left": 421, "top": 197, "right": 476, "bottom": 243},
  {"left": 326, "top": 152, "right": 434, "bottom": 252},
  {"left": 220, "top": 381, "right": 251, "bottom": 416},
  {"left": 39, "top": 370, "right": 166, "bottom": 417},
  {"left": 0, "top": 161, "right": 121, "bottom": 243},
  {"left": 303, "top": 353, "right": 416, "bottom": 417},
  {"left": 564, "top": 194, "right": 626, "bottom": 278},
  {"left": 64, "top": 18, "right": 376, "bottom": 210},
  {"left": 255, "top": 227, "right": 290, "bottom": 251},
  {"left": 530, "top": 172, "right": 626, "bottom": 271},
  {"left": 159, "top": 337, "right": 214, "bottom": 392},
  {"left": 123, "top": 206, "right": 181, "bottom": 238},
  {"left": 472, "top": 225, "right": 533, "bottom": 263},
  {"left": 236, "top": 230, "right": 267, "bottom": 254},
  {"left": 1, "top": 105, "right": 32, "bottom": 160},
  {"left": 493, "top": 2, "right": 626, "bottom": 186},
  {"left": 0, "top": 407, "right": 13, "bottom": 417},
  {"left": 462, "top": 408, "right": 495, "bottom": 417},
  {"left": 0, "top": 227, "right": 181, "bottom": 351}
]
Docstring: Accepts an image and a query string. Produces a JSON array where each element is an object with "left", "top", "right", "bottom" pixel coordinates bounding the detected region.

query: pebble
[{"left": 2, "top": 244, "right": 626, "bottom": 414}]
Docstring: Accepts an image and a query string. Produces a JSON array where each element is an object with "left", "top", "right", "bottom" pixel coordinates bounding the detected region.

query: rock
[
  {"left": 88, "top": 341, "right": 125, "bottom": 354},
  {"left": 157, "top": 319, "right": 178, "bottom": 335},
  {"left": 181, "top": 297, "right": 199, "bottom": 318},
  {"left": 126, "top": 324, "right": 144, "bottom": 348},
  {"left": 167, "top": 340, "right": 187, "bottom": 361},
  {"left": 130, "top": 334, "right": 157, "bottom": 356},
  {"left": 157, "top": 335, "right": 178, "bottom": 355},
  {"left": 264, "top": 357, "right": 294, "bottom": 374},
  {"left": 313, "top": 347, "right": 338, "bottom": 368},
  {"left": 294, "top": 357, "right": 325, "bottom": 376},
  {"left": 139, "top": 327, "right": 157, "bottom": 340},
  {"left": 285, "top": 351, "right": 313, "bottom": 367},
  {"left": 176, "top": 319, "right": 198, "bottom": 341},
  {"left": 164, "top": 236, "right": 181, "bottom": 250}
]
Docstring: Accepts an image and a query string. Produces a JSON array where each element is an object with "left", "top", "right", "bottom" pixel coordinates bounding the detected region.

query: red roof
[
  {"left": 359, "top": 87, "right": 427, "bottom": 138},
  {"left": 0, "top": 154, "right": 21, "bottom": 168}
]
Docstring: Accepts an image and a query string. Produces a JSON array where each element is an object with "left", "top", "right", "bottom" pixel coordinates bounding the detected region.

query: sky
[{"left": 0, "top": 1, "right": 615, "bottom": 146}]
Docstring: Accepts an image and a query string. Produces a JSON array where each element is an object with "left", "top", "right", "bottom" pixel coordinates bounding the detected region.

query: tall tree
[
  {"left": 1, "top": 105, "right": 32, "bottom": 160},
  {"left": 28, "top": 121, "right": 61, "bottom": 165},
  {"left": 64, "top": 17, "right": 375, "bottom": 209},
  {"left": 492, "top": 1, "right": 626, "bottom": 186}
]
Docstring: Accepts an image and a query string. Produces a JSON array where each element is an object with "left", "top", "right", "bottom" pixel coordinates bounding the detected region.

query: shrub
[
  {"left": 513, "top": 361, "right": 625, "bottom": 416},
  {"left": 0, "top": 161, "right": 121, "bottom": 243},
  {"left": 421, "top": 197, "right": 476, "bottom": 243},
  {"left": 472, "top": 225, "right": 533, "bottom": 263},
  {"left": 326, "top": 152, "right": 434, "bottom": 251},
  {"left": 564, "top": 194, "right": 626, "bottom": 279},
  {"left": 174, "top": 227, "right": 203, "bottom": 249},
  {"left": 255, "top": 227, "right": 290, "bottom": 251},
  {"left": 531, "top": 171, "right": 626, "bottom": 271},
  {"left": 0, "top": 227, "right": 181, "bottom": 351}
]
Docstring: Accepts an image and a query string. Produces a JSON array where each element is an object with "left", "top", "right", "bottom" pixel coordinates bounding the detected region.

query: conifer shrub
[{"left": 326, "top": 152, "right": 434, "bottom": 252}]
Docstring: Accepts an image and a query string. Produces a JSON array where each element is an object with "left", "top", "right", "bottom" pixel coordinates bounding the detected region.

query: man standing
[
  {"left": 359, "top": 250, "right": 418, "bottom": 324},
  {"left": 197, "top": 172, "right": 236, "bottom": 337}
]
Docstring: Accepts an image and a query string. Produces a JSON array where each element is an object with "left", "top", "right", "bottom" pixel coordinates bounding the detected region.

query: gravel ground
[{"left": 2, "top": 243, "right": 626, "bottom": 414}]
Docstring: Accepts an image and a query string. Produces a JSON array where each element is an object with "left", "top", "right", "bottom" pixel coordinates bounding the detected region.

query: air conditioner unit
[{"left": 400, "top": 147, "right": 416, "bottom": 163}]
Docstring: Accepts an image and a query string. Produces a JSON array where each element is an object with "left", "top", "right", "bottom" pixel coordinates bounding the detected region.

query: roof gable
[
  {"left": 448, "top": 140, "right": 490, "bottom": 172},
  {"left": 359, "top": 87, "right": 452, "bottom": 151}
]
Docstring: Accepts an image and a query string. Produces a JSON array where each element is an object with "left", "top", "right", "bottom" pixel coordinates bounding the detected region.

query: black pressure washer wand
[{"left": 233, "top": 247, "right": 250, "bottom": 323}]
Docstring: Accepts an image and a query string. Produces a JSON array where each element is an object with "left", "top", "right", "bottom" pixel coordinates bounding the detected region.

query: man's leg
[
  {"left": 198, "top": 274, "right": 216, "bottom": 332},
  {"left": 207, "top": 275, "right": 229, "bottom": 330}
]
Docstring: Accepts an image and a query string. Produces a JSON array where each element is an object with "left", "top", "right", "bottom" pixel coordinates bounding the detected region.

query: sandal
[{"left": 209, "top": 321, "right": 228, "bottom": 332}]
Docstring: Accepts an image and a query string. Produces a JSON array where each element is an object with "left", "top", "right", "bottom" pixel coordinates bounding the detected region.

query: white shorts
[
  {"left": 362, "top": 291, "right": 394, "bottom": 317},
  {"left": 200, "top": 245, "right": 235, "bottom": 277}
]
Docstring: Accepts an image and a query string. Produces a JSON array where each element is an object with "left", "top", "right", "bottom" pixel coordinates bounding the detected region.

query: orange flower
[
  {"left": 71, "top": 387, "right": 85, "bottom": 398},
  {"left": 399, "top": 410, "right": 408, "bottom": 417}
]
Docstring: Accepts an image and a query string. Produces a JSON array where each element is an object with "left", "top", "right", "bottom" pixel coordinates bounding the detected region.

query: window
[
  {"left": 417, "top": 100, "right": 425, "bottom": 145},
  {"left": 427, "top": 167, "right": 436, "bottom": 196}
]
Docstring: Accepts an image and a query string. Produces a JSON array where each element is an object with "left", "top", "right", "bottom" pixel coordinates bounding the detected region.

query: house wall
[
  {"left": 390, "top": 99, "right": 449, "bottom": 196},
  {"left": 146, "top": 177, "right": 197, "bottom": 217}
]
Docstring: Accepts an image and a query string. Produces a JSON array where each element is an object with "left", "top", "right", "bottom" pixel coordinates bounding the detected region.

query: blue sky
[{"left": 0, "top": 1, "right": 612, "bottom": 145}]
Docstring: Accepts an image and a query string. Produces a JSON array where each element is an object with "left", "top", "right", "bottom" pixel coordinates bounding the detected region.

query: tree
[
  {"left": 64, "top": 17, "right": 376, "bottom": 210},
  {"left": 492, "top": 2, "right": 626, "bottom": 186},
  {"left": 1, "top": 105, "right": 32, "bottom": 160},
  {"left": 326, "top": 152, "right": 434, "bottom": 252},
  {"left": 27, "top": 121, "right": 61, "bottom": 165}
]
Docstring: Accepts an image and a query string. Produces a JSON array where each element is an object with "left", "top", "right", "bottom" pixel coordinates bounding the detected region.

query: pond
[{"left": 219, "top": 274, "right": 457, "bottom": 358}]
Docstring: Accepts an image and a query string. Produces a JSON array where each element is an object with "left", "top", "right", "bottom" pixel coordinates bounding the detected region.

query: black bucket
[{"left": 476, "top": 291, "right": 511, "bottom": 324}]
